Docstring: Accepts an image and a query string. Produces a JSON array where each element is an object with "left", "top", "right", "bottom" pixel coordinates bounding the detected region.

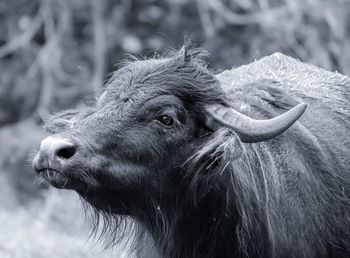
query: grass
[{"left": 0, "top": 188, "right": 134, "bottom": 258}]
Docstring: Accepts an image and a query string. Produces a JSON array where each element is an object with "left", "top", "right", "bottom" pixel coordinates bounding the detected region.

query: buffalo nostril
[{"left": 56, "top": 145, "right": 76, "bottom": 159}]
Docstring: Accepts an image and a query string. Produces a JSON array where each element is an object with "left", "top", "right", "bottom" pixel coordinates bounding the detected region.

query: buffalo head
[{"left": 33, "top": 46, "right": 305, "bottom": 220}]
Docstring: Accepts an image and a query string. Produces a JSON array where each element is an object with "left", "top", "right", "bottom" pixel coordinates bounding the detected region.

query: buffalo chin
[{"left": 40, "top": 169, "right": 86, "bottom": 190}]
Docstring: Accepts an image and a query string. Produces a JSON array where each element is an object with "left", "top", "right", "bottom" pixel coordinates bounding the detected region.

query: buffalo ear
[
  {"left": 204, "top": 103, "right": 307, "bottom": 143},
  {"left": 179, "top": 45, "right": 191, "bottom": 63},
  {"left": 178, "top": 44, "right": 209, "bottom": 65}
]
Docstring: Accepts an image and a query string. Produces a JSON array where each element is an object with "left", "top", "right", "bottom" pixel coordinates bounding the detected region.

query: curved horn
[{"left": 205, "top": 103, "right": 307, "bottom": 143}]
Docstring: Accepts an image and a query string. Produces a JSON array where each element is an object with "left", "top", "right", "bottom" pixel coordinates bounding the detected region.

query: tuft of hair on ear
[{"left": 177, "top": 40, "right": 210, "bottom": 66}]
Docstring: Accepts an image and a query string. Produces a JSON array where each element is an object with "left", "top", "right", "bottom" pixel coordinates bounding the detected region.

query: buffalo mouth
[
  {"left": 37, "top": 168, "right": 68, "bottom": 188},
  {"left": 36, "top": 168, "right": 86, "bottom": 190}
]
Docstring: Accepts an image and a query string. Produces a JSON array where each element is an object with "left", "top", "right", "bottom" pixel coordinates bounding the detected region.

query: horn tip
[
  {"left": 299, "top": 102, "right": 307, "bottom": 109},
  {"left": 296, "top": 102, "right": 307, "bottom": 115}
]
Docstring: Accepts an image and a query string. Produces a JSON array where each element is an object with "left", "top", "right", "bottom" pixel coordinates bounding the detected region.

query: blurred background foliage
[{"left": 0, "top": 0, "right": 349, "bottom": 257}]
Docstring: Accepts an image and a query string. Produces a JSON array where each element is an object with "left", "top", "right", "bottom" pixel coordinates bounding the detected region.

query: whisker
[{"left": 33, "top": 176, "right": 46, "bottom": 185}]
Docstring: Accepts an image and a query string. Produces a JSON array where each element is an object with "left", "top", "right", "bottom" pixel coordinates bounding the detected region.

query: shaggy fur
[{"left": 42, "top": 45, "right": 350, "bottom": 258}]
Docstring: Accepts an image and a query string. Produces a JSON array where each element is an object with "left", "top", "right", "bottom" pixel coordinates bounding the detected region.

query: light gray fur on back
[
  {"left": 217, "top": 52, "right": 350, "bottom": 168},
  {"left": 212, "top": 53, "right": 350, "bottom": 257}
]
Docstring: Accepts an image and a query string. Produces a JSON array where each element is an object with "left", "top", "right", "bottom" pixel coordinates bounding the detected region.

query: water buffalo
[{"left": 33, "top": 46, "right": 350, "bottom": 258}]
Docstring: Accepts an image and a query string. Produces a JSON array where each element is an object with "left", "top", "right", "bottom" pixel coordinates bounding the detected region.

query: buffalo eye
[{"left": 158, "top": 115, "right": 174, "bottom": 126}]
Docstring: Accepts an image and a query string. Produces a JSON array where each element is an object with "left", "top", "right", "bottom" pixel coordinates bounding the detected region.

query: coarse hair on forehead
[{"left": 104, "top": 43, "right": 228, "bottom": 111}]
